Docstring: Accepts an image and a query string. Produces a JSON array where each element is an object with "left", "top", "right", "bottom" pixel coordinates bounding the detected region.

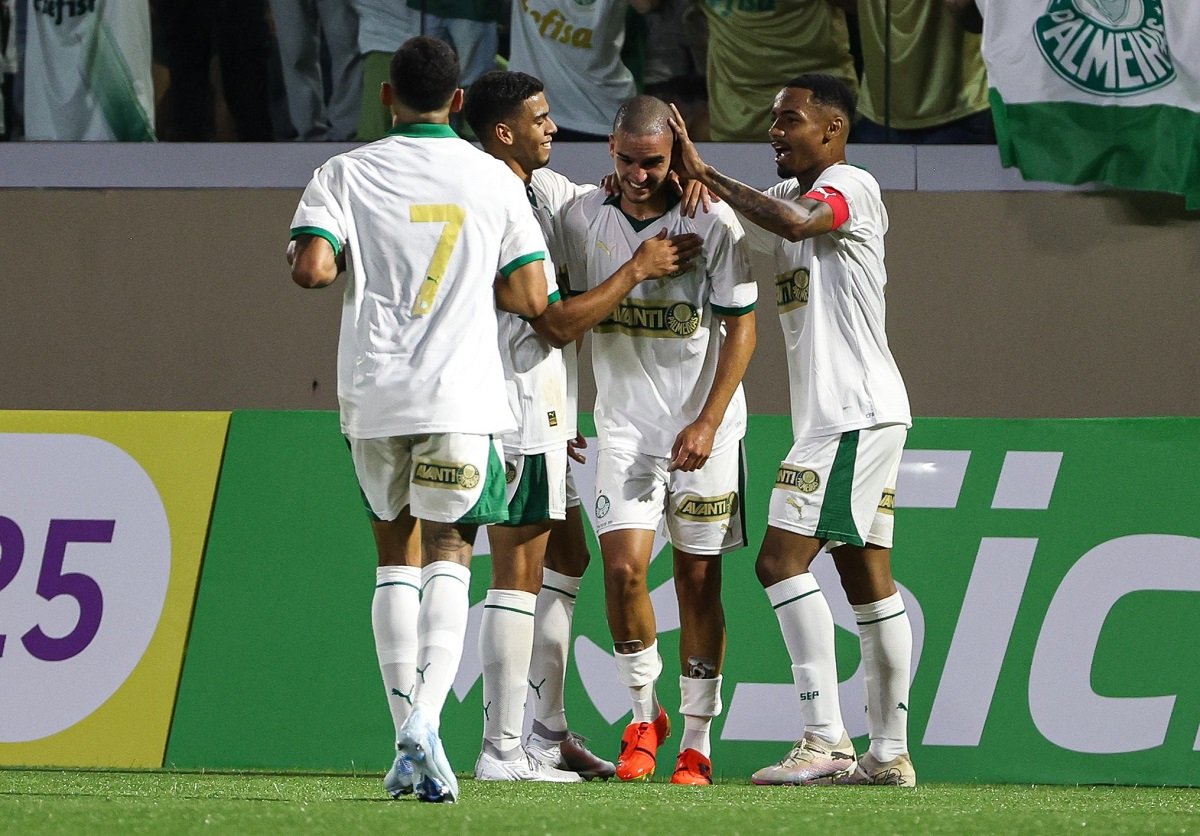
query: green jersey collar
[
  {"left": 604, "top": 190, "right": 681, "bottom": 232},
  {"left": 387, "top": 123, "right": 459, "bottom": 139}
]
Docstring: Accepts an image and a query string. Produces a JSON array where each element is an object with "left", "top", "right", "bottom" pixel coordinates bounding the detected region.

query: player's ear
[
  {"left": 496, "top": 121, "right": 515, "bottom": 146},
  {"left": 826, "top": 113, "right": 846, "bottom": 143},
  {"left": 379, "top": 82, "right": 393, "bottom": 109},
  {"left": 448, "top": 87, "right": 465, "bottom": 114}
]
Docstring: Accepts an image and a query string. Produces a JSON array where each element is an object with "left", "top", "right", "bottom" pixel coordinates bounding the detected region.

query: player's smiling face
[
  {"left": 768, "top": 87, "right": 835, "bottom": 180},
  {"left": 609, "top": 129, "right": 673, "bottom": 209},
  {"left": 510, "top": 92, "right": 556, "bottom": 171}
]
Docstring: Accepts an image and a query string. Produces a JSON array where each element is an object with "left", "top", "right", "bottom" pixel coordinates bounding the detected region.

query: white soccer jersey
[
  {"left": 290, "top": 123, "right": 548, "bottom": 439},
  {"left": 496, "top": 250, "right": 569, "bottom": 455},
  {"left": 530, "top": 168, "right": 598, "bottom": 441},
  {"left": 495, "top": 169, "right": 597, "bottom": 455},
  {"left": 509, "top": 0, "right": 635, "bottom": 136},
  {"left": 745, "top": 164, "right": 911, "bottom": 439},
  {"left": 530, "top": 168, "right": 596, "bottom": 273},
  {"left": 563, "top": 191, "right": 757, "bottom": 458}
]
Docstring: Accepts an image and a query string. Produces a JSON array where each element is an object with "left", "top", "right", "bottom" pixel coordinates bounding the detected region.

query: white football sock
[
  {"left": 528, "top": 568, "right": 581, "bottom": 735},
  {"left": 412, "top": 560, "right": 472, "bottom": 726},
  {"left": 679, "top": 674, "right": 723, "bottom": 757},
  {"left": 372, "top": 565, "right": 421, "bottom": 742},
  {"left": 613, "top": 641, "right": 663, "bottom": 723},
  {"left": 853, "top": 591, "right": 912, "bottom": 762},
  {"left": 480, "top": 588, "right": 537, "bottom": 759},
  {"left": 765, "top": 573, "right": 846, "bottom": 743}
]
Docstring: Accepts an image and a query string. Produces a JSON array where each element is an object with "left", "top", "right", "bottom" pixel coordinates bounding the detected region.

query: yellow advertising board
[{"left": 0, "top": 412, "right": 229, "bottom": 767}]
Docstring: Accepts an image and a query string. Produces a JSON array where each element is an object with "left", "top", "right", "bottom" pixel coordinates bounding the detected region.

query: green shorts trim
[
  {"left": 457, "top": 439, "right": 510, "bottom": 525},
  {"left": 814, "top": 430, "right": 864, "bottom": 547},
  {"left": 498, "top": 453, "right": 552, "bottom": 527}
]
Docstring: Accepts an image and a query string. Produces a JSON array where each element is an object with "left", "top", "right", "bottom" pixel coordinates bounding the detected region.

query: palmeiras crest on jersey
[{"left": 1034, "top": 0, "right": 1175, "bottom": 96}]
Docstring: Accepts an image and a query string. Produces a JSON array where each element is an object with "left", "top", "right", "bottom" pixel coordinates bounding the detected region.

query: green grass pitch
[{"left": 2, "top": 770, "right": 1198, "bottom": 835}]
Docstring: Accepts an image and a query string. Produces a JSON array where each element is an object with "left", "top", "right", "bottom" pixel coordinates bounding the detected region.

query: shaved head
[{"left": 612, "top": 95, "right": 673, "bottom": 136}]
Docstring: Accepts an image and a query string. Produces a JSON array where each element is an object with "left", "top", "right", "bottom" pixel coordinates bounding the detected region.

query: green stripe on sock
[
  {"left": 484, "top": 604, "right": 535, "bottom": 617},
  {"left": 375, "top": 581, "right": 420, "bottom": 591},
  {"left": 421, "top": 572, "right": 469, "bottom": 589},
  {"left": 857, "top": 610, "right": 906, "bottom": 626},
  {"left": 772, "top": 588, "right": 821, "bottom": 610},
  {"left": 540, "top": 583, "right": 577, "bottom": 600}
]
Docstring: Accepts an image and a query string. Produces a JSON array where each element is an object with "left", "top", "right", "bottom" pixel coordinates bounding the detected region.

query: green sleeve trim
[
  {"left": 500, "top": 250, "right": 546, "bottom": 277},
  {"left": 712, "top": 302, "right": 756, "bottom": 317},
  {"left": 290, "top": 226, "right": 342, "bottom": 258}
]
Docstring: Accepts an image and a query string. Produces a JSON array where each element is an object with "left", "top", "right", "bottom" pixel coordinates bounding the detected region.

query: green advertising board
[{"left": 167, "top": 412, "right": 1200, "bottom": 786}]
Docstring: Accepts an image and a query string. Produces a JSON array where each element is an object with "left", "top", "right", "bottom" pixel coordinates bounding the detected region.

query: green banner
[{"left": 167, "top": 413, "right": 1200, "bottom": 786}]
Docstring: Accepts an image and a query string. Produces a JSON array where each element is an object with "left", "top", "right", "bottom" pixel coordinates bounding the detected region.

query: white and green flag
[
  {"left": 23, "top": 0, "right": 155, "bottom": 141},
  {"left": 977, "top": 0, "right": 1199, "bottom": 208}
]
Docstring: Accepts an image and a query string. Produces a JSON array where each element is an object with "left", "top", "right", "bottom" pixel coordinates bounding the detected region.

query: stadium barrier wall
[
  {"left": 2, "top": 411, "right": 1198, "bottom": 786},
  {"left": 3, "top": 149, "right": 1199, "bottom": 422}
]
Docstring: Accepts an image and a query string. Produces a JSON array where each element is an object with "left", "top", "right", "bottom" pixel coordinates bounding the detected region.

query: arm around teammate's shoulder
[{"left": 528, "top": 228, "right": 703, "bottom": 348}]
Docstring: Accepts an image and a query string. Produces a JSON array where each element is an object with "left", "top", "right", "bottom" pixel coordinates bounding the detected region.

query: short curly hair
[
  {"left": 388, "top": 36, "right": 460, "bottom": 113},
  {"left": 783, "top": 74, "right": 856, "bottom": 122},
  {"left": 463, "top": 71, "right": 545, "bottom": 141}
]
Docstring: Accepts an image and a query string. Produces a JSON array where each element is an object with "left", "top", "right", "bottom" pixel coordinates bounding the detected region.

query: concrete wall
[{"left": 2, "top": 145, "right": 1197, "bottom": 417}]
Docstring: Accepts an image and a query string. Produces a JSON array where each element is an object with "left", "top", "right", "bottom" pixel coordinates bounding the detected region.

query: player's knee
[
  {"left": 674, "top": 557, "right": 721, "bottom": 604},
  {"left": 603, "top": 557, "right": 646, "bottom": 600},
  {"left": 755, "top": 550, "right": 790, "bottom": 588}
]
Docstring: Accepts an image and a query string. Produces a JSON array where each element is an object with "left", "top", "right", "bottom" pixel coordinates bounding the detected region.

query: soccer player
[
  {"left": 462, "top": 70, "right": 704, "bottom": 782},
  {"left": 287, "top": 37, "right": 554, "bottom": 804},
  {"left": 561, "top": 95, "right": 757, "bottom": 785},
  {"left": 668, "top": 74, "right": 917, "bottom": 786}
]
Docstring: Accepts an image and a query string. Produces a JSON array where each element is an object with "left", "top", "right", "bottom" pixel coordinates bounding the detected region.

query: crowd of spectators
[{"left": 0, "top": 0, "right": 993, "bottom": 144}]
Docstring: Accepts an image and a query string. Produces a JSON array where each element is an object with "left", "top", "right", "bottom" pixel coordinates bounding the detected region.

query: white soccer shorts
[
  {"left": 592, "top": 443, "right": 745, "bottom": 556},
  {"left": 350, "top": 433, "right": 507, "bottom": 525},
  {"left": 767, "top": 424, "right": 905, "bottom": 548},
  {"left": 565, "top": 459, "right": 581, "bottom": 509}
]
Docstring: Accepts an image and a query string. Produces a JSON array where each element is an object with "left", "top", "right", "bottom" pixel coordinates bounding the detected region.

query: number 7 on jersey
[{"left": 410, "top": 204, "right": 466, "bottom": 316}]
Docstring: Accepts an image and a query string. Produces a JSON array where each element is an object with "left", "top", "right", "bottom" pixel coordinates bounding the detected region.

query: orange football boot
[
  {"left": 669, "top": 748, "right": 713, "bottom": 785},
  {"left": 615, "top": 710, "right": 671, "bottom": 781}
]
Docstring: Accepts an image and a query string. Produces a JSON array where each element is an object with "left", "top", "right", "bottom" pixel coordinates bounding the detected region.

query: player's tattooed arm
[
  {"left": 706, "top": 172, "right": 836, "bottom": 243},
  {"left": 667, "top": 103, "right": 835, "bottom": 242}
]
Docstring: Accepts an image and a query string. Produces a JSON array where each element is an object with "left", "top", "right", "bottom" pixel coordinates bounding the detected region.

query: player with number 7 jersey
[
  {"left": 289, "top": 125, "right": 549, "bottom": 442},
  {"left": 287, "top": 36, "right": 556, "bottom": 805}
]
